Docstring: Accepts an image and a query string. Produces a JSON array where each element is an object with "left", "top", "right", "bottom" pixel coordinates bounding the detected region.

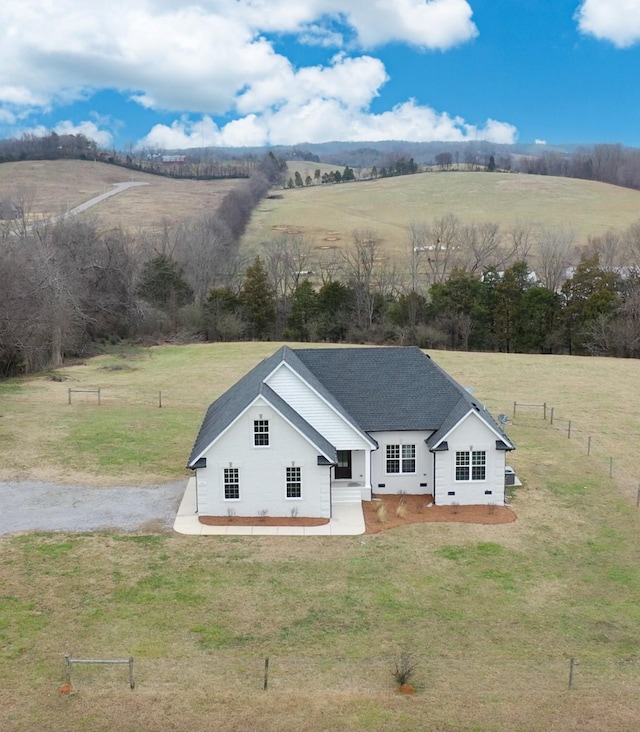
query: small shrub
[
  {"left": 375, "top": 502, "right": 387, "bottom": 523},
  {"left": 488, "top": 502, "right": 496, "bottom": 515},
  {"left": 452, "top": 501, "right": 460, "bottom": 514},
  {"left": 393, "top": 652, "right": 417, "bottom": 686},
  {"left": 227, "top": 508, "right": 236, "bottom": 520},
  {"left": 258, "top": 509, "right": 269, "bottom": 521},
  {"left": 290, "top": 507, "right": 299, "bottom": 518},
  {"left": 396, "top": 501, "right": 408, "bottom": 519}
]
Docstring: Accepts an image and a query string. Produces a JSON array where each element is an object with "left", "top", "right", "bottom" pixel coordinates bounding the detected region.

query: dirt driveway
[{"left": 0, "top": 480, "right": 185, "bottom": 536}]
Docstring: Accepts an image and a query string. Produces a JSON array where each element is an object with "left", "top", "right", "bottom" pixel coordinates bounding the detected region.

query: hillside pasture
[
  {"left": 0, "top": 160, "right": 240, "bottom": 234},
  {"left": 244, "top": 171, "right": 640, "bottom": 264},
  {"left": 1, "top": 344, "right": 640, "bottom": 730}
]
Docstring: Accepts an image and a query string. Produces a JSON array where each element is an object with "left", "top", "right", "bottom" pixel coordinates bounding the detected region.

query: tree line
[
  {"left": 3, "top": 166, "right": 640, "bottom": 376},
  {"left": 0, "top": 157, "right": 282, "bottom": 376}
]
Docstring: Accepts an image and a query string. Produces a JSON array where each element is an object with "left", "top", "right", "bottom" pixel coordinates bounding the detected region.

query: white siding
[
  {"left": 195, "top": 397, "right": 331, "bottom": 518},
  {"left": 266, "top": 364, "right": 370, "bottom": 449},
  {"left": 369, "top": 431, "right": 434, "bottom": 495},
  {"left": 433, "top": 412, "right": 506, "bottom": 505}
]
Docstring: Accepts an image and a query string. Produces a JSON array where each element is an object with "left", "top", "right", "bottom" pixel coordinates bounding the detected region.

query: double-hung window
[
  {"left": 455, "top": 450, "right": 486, "bottom": 481},
  {"left": 386, "top": 444, "right": 416, "bottom": 474},
  {"left": 286, "top": 466, "right": 302, "bottom": 499},
  {"left": 254, "top": 419, "right": 269, "bottom": 446},
  {"left": 224, "top": 467, "right": 240, "bottom": 500}
]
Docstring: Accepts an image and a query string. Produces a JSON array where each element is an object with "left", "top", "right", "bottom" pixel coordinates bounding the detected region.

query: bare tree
[
  {"left": 424, "top": 214, "right": 461, "bottom": 285},
  {"left": 587, "top": 229, "right": 623, "bottom": 271},
  {"left": 535, "top": 226, "right": 575, "bottom": 292},
  {"left": 261, "top": 233, "right": 314, "bottom": 337},
  {"left": 406, "top": 222, "right": 429, "bottom": 292},
  {"left": 342, "top": 230, "right": 380, "bottom": 331},
  {"left": 504, "top": 222, "right": 535, "bottom": 266},
  {"left": 623, "top": 220, "right": 640, "bottom": 269},
  {"left": 459, "top": 221, "right": 503, "bottom": 273}
]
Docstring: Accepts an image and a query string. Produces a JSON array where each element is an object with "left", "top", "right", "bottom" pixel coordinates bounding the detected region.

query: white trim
[
  {"left": 191, "top": 393, "right": 336, "bottom": 465},
  {"left": 384, "top": 443, "right": 417, "bottom": 476},
  {"left": 266, "top": 361, "right": 377, "bottom": 449},
  {"left": 430, "top": 409, "right": 513, "bottom": 451}
]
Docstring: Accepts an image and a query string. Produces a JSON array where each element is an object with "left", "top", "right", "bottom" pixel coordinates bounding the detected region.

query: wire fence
[
  {"left": 62, "top": 652, "right": 640, "bottom": 694},
  {"left": 511, "top": 399, "right": 640, "bottom": 501}
]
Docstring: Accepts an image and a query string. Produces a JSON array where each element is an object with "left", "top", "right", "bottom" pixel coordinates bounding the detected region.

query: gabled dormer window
[{"left": 254, "top": 419, "right": 269, "bottom": 446}]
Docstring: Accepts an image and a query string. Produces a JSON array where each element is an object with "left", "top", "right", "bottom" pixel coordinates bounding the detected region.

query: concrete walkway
[{"left": 173, "top": 479, "right": 365, "bottom": 536}]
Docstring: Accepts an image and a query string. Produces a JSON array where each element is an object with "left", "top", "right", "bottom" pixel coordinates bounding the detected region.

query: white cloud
[
  {"left": 535, "top": 139, "right": 547, "bottom": 145},
  {"left": 53, "top": 120, "right": 114, "bottom": 147},
  {"left": 0, "top": 1, "right": 509, "bottom": 149},
  {"left": 138, "top": 102, "right": 517, "bottom": 150},
  {"left": 234, "top": 0, "right": 478, "bottom": 50},
  {"left": 576, "top": 0, "right": 640, "bottom": 48}
]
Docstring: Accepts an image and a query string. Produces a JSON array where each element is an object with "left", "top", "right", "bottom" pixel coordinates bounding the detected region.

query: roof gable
[{"left": 188, "top": 345, "right": 513, "bottom": 465}]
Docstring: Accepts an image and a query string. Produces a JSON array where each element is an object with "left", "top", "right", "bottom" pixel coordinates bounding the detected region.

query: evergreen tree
[
  {"left": 239, "top": 256, "right": 276, "bottom": 339},
  {"left": 137, "top": 254, "right": 193, "bottom": 311}
]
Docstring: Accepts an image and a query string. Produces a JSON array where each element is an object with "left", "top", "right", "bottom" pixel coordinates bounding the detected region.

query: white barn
[{"left": 187, "top": 347, "right": 514, "bottom": 519}]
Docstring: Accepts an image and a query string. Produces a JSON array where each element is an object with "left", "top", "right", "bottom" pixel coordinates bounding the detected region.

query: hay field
[
  {"left": 1, "top": 344, "right": 640, "bottom": 731},
  {"left": 245, "top": 171, "right": 640, "bottom": 261},
  {"left": 0, "top": 160, "right": 240, "bottom": 234}
]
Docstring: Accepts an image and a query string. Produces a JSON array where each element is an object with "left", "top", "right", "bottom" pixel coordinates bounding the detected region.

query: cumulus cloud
[
  {"left": 52, "top": 120, "right": 114, "bottom": 147},
  {"left": 138, "top": 102, "right": 517, "bottom": 150},
  {"left": 576, "top": 0, "right": 640, "bottom": 48},
  {"left": 0, "top": 1, "right": 508, "bottom": 148}
]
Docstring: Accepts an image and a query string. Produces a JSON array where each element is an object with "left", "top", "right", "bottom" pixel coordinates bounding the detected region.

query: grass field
[
  {"left": 0, "top": 160, "right": 239, "bottom": 234},
  {"left": 244, "top": 171, "right": 640, "bottom": 262},
  {"left": 1, "top": 343, "right": 640, "bottom": 730}
]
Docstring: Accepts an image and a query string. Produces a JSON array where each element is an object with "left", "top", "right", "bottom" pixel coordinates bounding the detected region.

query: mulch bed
[
  {"left": 363, "top": 494, "right": 516, "bottom": 534},
  {"left": 198, "top": 494, "right": 516, "bottom": 533},
  {"left": 199, "top": 515, "right": 329, "bottom": 527}
]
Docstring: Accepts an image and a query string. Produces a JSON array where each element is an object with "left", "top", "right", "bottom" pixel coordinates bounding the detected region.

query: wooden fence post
[
  {"left": 567, "top": 421, "right": 571, "bottom": 439},
  {"left": 543, "top": 402, "right": 547, "bottom": 420},
  {"left": 587, "top": 436, "right": 591, "bottom": 455},
  {"left": 263, "top": 657, "right": 269, "bottom": 691},
  {"left": 513, "top": 401, "right": 517, "bottom": 418},
  {"left": 129, "top": 656, "right": 135, "bottom": 689},
  {"left": 550, "top": 407, "right": 554, "bottom": 425},
  {"left": 64, "top": 654, "right": 72, "bottom": 684},
  {"left": 158, "top": 391, "right": 162, "bottom": 409}
]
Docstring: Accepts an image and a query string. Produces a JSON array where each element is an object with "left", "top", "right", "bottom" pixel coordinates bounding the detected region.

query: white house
[{"left": 187, "top": 346, "right": 514, "bottom": 519}]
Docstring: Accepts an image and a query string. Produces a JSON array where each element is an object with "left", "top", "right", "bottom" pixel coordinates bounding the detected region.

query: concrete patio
[{"left": 173, "top": 478, "right": 365, "bottom": 536}]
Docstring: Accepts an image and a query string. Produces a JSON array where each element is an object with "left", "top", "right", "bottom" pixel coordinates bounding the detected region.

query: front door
[{"left": 335, "top": 450, "right": 352, "bottom": 480}]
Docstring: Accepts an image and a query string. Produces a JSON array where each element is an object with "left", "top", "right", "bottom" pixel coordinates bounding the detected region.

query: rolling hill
[
  {"left": 243, "top": 170, "right": 640, "bottom": 261},
  {"left": 0, "top": 159, "right": 241, "bottom": 235}
]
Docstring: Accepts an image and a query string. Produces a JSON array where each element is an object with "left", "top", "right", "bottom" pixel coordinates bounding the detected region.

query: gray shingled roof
[
  {"left": 293, "top": 346, "right": 510, "bottom": 437},
  {"left": 187, "top": 348, "right": 337, "bottom": 467},
  {"left": 188, "top": 345, "right": 513, "bottom": 466}
]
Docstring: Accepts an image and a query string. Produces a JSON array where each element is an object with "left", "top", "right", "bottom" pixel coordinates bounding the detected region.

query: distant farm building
[{"left": 162, "top": 155, "right": 187, "bottom": 164}]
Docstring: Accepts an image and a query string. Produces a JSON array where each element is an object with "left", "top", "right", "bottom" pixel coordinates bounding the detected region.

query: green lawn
[{"left": 1, "top": 344, "right": 640, "bottom": 730}]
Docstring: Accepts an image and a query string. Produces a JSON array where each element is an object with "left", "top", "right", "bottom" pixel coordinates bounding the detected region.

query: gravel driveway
[{"left": 0, "top": 480, "right": 186, "bottom": 536}]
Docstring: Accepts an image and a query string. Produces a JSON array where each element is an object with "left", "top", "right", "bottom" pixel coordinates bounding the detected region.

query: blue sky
[{"left": 1, "top": 0, "right": 639, "bottom": 151}]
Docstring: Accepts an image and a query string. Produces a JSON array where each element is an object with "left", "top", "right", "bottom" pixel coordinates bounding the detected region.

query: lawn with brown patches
[
  {"left": 243, "top": 170, "right": 640, "bottom": 263},
  {"left": 0, "top": 159, "right": 240, "bottom": 234},
  {"left": 1, "top": 344, "right": 640, "bottom": 730}
]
